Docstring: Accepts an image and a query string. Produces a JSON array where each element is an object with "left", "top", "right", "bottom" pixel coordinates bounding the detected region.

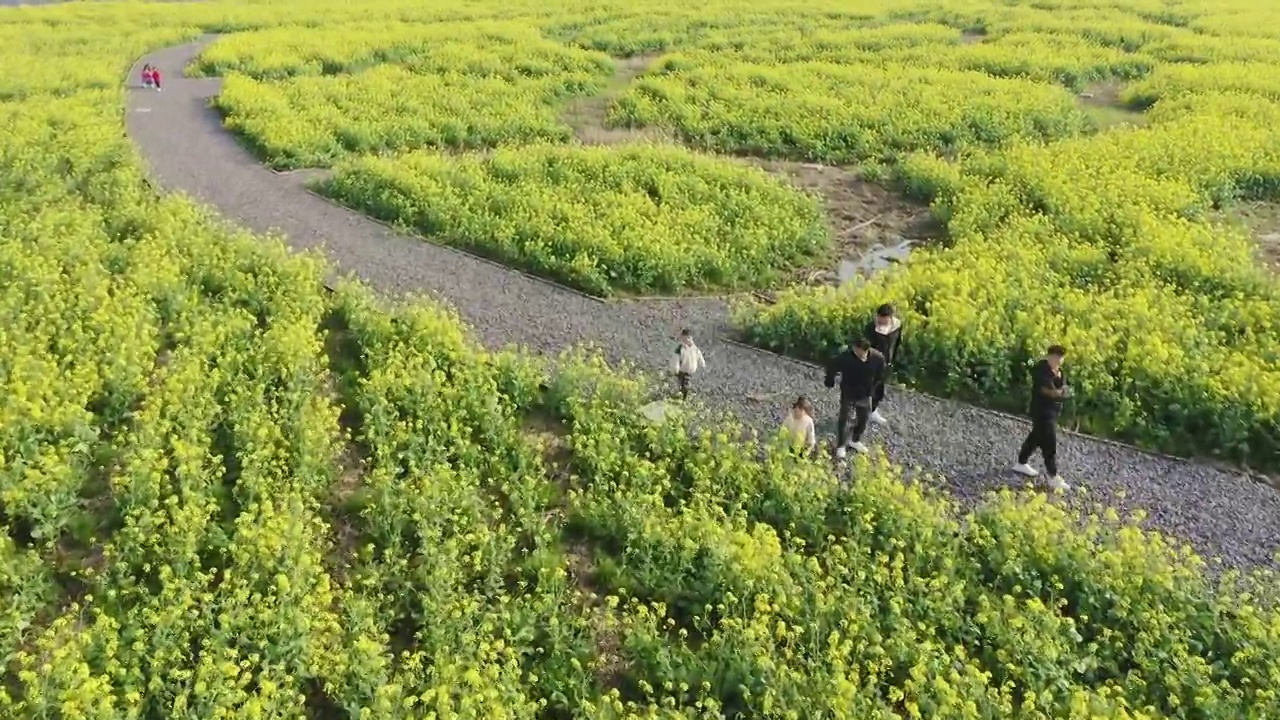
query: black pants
[
  {"left": 676, "top": 372, "right": 691, "bottom": 399},
  {"left": 871, "top": 381, "right": 886, "bottom": 411},
  {"left": 837, "top": 397, "right": 870, "bottom": 447},
  {"left": 871, "top": 364, "right": 892, "bottom": 411},
  {"left": 1018, "top": 415, "right": 1058, "bottom": 476}
]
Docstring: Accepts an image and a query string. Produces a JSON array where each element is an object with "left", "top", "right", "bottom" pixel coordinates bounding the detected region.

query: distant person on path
[
  {"left": 1013, "top": 344, "right": 1071, "bottom": 491},
  {"left": 141, "top": 64, "right": 154, "bottom": 88},
  {"left": 670, "top": 328, "right": 706, "bottom": 400},
  {"left": 864, "top": 303, "right": 902, "bottom": 426},
  {"left": 150, "top": 66, "right": 162, "bottom": 91},
  {"left": 780, "top": 396, "right": 817, "bottom": 456},
  {"left": 824, "top": 336, "right": 886, "bottom": 459}
]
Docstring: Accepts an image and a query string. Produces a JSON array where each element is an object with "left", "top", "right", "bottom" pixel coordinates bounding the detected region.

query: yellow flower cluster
[
  {"left": 582, "top": 20, "right": 1149, "bottom": 89},
  {"left": 610, "top": 52, "right": 1088, "bottom": 164},
  {"left": 204, "top": 22, "right": 613, "bottom": 169},
  {"left": 319, "top": 144, "right": 829, "bottom": 296},
  {"left": 1124, "top": 61, "right": 1280, "bottom": 109},
  {"left": 193, "top": 21, "right": 611, "bottom": 82},
  {"left": 559, "top": 375, "right": 1280, "bottom": 718}
]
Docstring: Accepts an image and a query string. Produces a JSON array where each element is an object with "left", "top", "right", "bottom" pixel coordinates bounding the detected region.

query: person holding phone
[{"left": 1013, "top": 344, "right": 1070, "bottom": 491}]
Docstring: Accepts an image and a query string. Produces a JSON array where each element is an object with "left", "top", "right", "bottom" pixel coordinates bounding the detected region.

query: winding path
[{"left": 125, "top": 36, "right": 1280, "bottom": 570}]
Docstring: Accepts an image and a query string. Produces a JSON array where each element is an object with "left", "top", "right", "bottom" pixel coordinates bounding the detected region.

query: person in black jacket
[
  {"left": 863, "top": 303, "right": 902, "bottom": 426},
  {"left": 1013, "top": 344, "right": 1071, "bottom": 491},
  {"left": 824, "top": 336, "right": 886, "bottom": 459}
]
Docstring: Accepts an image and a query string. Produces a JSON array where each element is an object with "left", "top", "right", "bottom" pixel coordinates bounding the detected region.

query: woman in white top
[
  {"left": 670, "top": 329, "right": 707, "bottom": 400},
  {"left": 780, "top": 396, "right": 817, "bottom": 455}
]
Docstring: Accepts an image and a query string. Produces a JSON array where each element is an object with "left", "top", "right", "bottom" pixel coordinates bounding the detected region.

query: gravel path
[{"left": 124, "top": 37, "right": 1280, "bottom": 572}]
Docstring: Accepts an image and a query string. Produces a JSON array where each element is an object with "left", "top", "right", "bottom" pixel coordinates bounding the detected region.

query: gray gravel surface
[{"left": 125, "top": 37, "right": 1280, "bottom": 572}]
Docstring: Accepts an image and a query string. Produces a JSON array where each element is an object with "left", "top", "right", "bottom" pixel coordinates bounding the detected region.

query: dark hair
[
  {"left": 680, "top": 328, "right": 691, "bottom": 337},
  {"left": 853, "top": 337, "right": 871, "bottom": 351},
  {"left": 792, "top": 395, "right": 812, "bottom": 412},
  {"left": 1047, "top": 344, "right": 1067, "bottom": 357},
  {"left": 876, "top": 303, "right": 895, "bottom": 318}
]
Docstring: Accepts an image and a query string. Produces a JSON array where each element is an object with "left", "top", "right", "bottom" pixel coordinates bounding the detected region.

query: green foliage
[
  {"left": 609, "top": 53, "right": 1089, "bottom": 164},
  {"left": 206, "top": 22, "right": 614, "bottom": 169},
  {"left": 318, "top": 144, "right": 830, "bottom": 296}
]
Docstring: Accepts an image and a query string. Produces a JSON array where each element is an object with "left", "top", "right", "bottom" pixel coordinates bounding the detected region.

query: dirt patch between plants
[
  {"left": 323, "top": 441, "right": 366, "bottom": 581},
  {"left": 1223, "top": 199, "right": 1280, "bottom": 271},
  {"left": 1260, "top": 232, "right": 1280, "bottom": 270},
  {"left": 527, "top": 413, "right": 630, "bottom": 692},
  {"left": 524, "top": 410, "right": 573, "bottom": 487},
  {"left": 742, "top": 159, "right": 943, "bottom": 295},
  {"left": 563, "top": 540, "right": 628, "bottom": 690},
  {"left": 562, "top": 53, "right": 670, "bottom": 146},
  {"left": 1077, "top": 79, "right": 1146, "bottom": 130}
]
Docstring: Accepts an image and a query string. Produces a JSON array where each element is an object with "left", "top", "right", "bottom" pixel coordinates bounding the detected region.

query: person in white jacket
[
  {"left": 780, "top": 396, "right": 817, "bottom": 455},
  {"left": 670, "top": 329, "right": 706, "bottom": 400}
]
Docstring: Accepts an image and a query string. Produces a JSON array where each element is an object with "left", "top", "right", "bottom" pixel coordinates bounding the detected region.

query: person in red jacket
[
  {"left": 150, "top": 66, "right": 162, "bottom": 92},
  {"left": 141, "top": 64, "right": 154, "bottom": 88}
]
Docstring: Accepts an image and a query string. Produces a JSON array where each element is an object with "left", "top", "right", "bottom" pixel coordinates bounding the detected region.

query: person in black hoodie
[
  {"left": 863, "top": 303, "right": 902, "bottom": 426},
  {"left": 1013, "top": 344, "right": 1071, "bottom": 492},
  {"left": 824, "top": 336, "right": 886, "bottom": 459}
]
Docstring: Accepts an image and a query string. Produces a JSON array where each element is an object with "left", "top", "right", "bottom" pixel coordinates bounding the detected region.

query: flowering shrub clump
[
  {"left": 216, "top": 68, "right": 584, "bottom": 169},
  {"left": 1122, "top": 61, "right": 1280, "bottom": 109},
  {"left": 317, "top": 144, "right": 830, "bottom": 296},
  {"left": 609, "top": 54, "right": 1090, "bottom": 164},
  {"left": 193, "top": 21, "right": 613, "bottom": 81},
  {"left": 205, "top": 22, "right": 614, "bottom": 168}
]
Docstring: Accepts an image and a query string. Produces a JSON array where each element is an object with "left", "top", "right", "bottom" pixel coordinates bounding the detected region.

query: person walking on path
[
  {"left": 1013, "top": 344, "right": 1071, "bottom": 491},
  {"left": 780, "top": 396, "right": 817, "bottom": 456},
  {"left": 825, "top": 336, "right": 886, "bottom": 459},
  {"left": 141, "top": 64, "right": 154, "bottom": 88},
  {"left": 864, "top": 303, "right": 902, "bottom": 426},
  {"left": 670, "top": 328, "right": 706, "bottom": 400},
  {"left": 150, "top": 66, "right": 162, "bottom": 91}
]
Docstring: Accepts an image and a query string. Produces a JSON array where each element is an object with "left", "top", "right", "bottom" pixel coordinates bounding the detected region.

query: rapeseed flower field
[{"left": 3, "top": 0, "right": 1280, "bottom": 718}]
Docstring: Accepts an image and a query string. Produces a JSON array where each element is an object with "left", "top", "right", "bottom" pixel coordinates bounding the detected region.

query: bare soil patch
[
  {"left": 323, "top": 442, "right": 366, "bottom": 580},
  {"left": 52, "top": 537, "right": 105, "bottom": 606},
  {"left": 1077, "top": 80, "right": 1146, "bottom": 130},
  {"left": 1222, "top": 199, "right": 1280, "bottom": 271},
  {"left": 562, "top": 539, "right": 628, "bottom": 690},
  {"left": 959, "top": 29, "right": 987, "bottom": 44},
  {"left": 524, "top": 410, "right": 573, "bottom": 485},
  {"left": 562, "top": 54, "right": 671, "bottom": 146},
  {"left": 743, "top": 159, "right": 943, "bottom": 295}
]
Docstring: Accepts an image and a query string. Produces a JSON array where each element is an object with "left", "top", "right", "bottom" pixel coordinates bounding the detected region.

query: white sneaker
[
  {"left": 869, "top": 410, "right": 887, "bottom": 425},
  {"left": 1012, "top": 463, "right": 1039, "bottom": 477},
  {"left": 850, "top": 441, "right": 869, "bottom": 454},
  {"left": 1046, "top": 475, "right": 1070, "bottom": 492},
  {"left": 834, "top": 446, "right": 847, "bottom": 460}
]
